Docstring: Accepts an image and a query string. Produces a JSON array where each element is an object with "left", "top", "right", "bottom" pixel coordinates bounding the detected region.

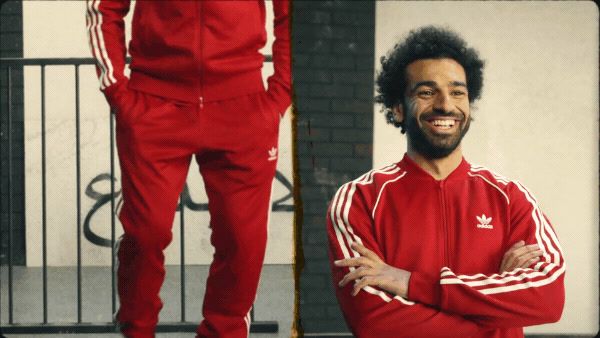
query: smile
[
  {"left": 431, "top": 119, "right": 455, "bottom": 128},
  {"left": 424, "top": 118, "right": 461, "bottom": 132}
]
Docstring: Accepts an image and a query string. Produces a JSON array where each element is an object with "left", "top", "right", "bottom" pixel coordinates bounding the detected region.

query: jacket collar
[{"left": 398, "top": 153, "right": 470, "bottom": 182}]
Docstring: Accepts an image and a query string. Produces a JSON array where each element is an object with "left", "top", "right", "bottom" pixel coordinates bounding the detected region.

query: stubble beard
[{"left": 404, "top": 110, "right": 471, "bottom": 159}]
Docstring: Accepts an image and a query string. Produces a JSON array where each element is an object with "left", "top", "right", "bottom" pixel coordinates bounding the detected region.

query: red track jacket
[
  {"left": 86, "top": 0, "right": 291, "bottom": 113},
  {"left": 327, "top": 154, "right": 565, "bottom": 338}
]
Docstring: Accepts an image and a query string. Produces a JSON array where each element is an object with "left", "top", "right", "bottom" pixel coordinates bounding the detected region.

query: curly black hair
[{"left": 375, "top": 26, "right": 485, "bottom": 132}]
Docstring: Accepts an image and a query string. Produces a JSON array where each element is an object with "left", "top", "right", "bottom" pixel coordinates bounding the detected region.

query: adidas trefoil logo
[
  {"left": 268, "top": 147, "right": 278, "bottom": 161},
  {"left": 476, "top": 214, "right": 493, "bottom": 229}
]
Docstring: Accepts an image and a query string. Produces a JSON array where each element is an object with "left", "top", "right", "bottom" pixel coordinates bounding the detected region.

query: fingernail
[{"left": 334, "top": 260, "right": 341, "bottom": 265}]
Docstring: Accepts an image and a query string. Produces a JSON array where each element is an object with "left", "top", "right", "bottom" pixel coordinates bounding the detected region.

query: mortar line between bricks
[{"left": 308, "top": 120, "right": 315, "bottom": 169}]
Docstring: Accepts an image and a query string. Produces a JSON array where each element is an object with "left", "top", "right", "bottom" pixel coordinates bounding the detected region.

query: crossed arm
[
  {"left": 327, "top": 180, "right": 565, "bottom": 337},
  {"left": 335, "top": 241, "right": 543, "bottom": 299}
]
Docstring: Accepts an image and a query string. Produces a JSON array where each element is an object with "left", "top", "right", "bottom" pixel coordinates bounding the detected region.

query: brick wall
[
  {"left": 293, "top": 1, "right": 375, "bottom": 333},
  {"left": 0, "top": 0, "right": 25, "bottom": 265}
]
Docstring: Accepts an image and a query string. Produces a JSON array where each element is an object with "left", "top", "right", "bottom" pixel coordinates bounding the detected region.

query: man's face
[{"left": 394, "top": 58, "right": 471, "bottom": 159}]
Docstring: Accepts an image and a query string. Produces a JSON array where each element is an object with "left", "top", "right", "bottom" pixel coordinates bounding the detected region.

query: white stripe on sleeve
[
  {"left": 329, "top": 165, "right": 413, "bottom": 305},
  {"left": 440, "top": 178, "right": 564, "bottom": 295}
]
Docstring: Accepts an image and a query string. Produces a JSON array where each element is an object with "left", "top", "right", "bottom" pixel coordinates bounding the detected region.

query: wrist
[{"left": 401, "top": 271, "right": 412, "bottom": 298}]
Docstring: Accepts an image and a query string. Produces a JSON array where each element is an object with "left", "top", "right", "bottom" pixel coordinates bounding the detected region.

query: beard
[{"left": 404, "top": 109, "right": 471, "bottom": 159}]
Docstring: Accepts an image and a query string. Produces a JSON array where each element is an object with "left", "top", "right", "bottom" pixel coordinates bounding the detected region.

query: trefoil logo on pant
[
  {"left": 476, "top": 214, "right": 493, "bottom": 229},
  {"left": 268, "top": 147, "right": 278, "bottom": 161}
]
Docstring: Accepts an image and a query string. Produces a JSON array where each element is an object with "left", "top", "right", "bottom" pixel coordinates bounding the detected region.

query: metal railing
[{"left": 0, "top": 56, "right": 289, "bottom": 334}]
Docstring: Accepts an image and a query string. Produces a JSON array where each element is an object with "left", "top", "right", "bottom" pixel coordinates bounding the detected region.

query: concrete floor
[{"left": 0, "top": 265, "right": 294, "bottom": 337}]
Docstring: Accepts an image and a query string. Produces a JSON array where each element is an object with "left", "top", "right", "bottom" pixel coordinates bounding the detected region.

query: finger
[
  {"left": 521, "top": 257, "right": 540, "bottom": 269},
  {"left": 350, "top": 243, "right": 382, "bottom": 262},
  {"left": 339, "top": 267, "right": 374, "bottom": 287},
  {"left": 500, "top": 241, "right": 525, "bottom": 272},
  {"left": 510, "top": 244, "right": 540, "bottom": 258},
  {"left": 506, "top": 248, "right": 542, "bottom": 272},
  {"left": 500, "top": 257, "right": 508, "bottom": 273},
  {"left": 334, "top": 256, "right": 373, "bottom": 268},
  {"left": 352, "top": 276, "right": 378, "bottom": 296},
  {"left": 514, "top": 250, "right": 544, "bottom": 269},
  {"left": 510, "top": 257, "right": 540, "bottom": 271},
  {"left": 500, "top": 261, "right": 510, "bottom": 273},
  {"left": 503, "top": 244, "right": 540, "bottom": 272},
  {"left": 351, "top": 242, "right": 383, "bottom": 263},
  {"left": 508, "top": 240, "right": 526, "bottom": 251}
]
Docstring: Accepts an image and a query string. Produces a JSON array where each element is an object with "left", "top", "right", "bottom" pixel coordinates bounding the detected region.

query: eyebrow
[{"left": 409, "top": 80, "right": 468, "bottom": 92}]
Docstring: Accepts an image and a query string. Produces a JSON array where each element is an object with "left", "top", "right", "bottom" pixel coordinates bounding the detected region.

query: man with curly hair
[{"left": 327, "top": 26, "right": 564, "bottom": 337}]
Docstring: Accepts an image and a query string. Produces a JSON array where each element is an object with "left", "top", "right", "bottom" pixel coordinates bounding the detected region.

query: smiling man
[{"left": 327, "top": 26, "right": 565, "bottom": 337}]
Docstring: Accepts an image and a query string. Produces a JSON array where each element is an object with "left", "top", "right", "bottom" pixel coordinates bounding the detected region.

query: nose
[{"left": 433, "top": 92, "right": 453, "bottom": 113}]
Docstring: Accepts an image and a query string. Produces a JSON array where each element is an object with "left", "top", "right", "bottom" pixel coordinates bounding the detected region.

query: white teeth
[{"left": 431, "top": 120, "right": 455, "bottom": 127}]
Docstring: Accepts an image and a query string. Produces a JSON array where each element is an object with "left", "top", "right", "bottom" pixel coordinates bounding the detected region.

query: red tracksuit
[
  {"left": 327, "top": 154, "right": 565, "bottom": 337},
  {"left": 86, "top": 1, "right": 291, "bottom": 337}
]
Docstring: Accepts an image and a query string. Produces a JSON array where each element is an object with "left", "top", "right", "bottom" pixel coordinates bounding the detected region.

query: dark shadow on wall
[
  {"left": 0, "top": 0, "right": 25, "bottom": 266},
  {"left": 293, "top": 0, "right": 376, "bottom": 334}
]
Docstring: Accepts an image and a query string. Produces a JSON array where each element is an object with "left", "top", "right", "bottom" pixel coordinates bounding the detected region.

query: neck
[{"left": 407, "top": 146, "right": 463, "bottom": 180}]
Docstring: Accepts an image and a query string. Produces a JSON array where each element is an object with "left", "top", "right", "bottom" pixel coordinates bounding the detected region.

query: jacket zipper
[
  {"left": 198, "top": 0, "right": 204, "bottom": 110},
  {"left": 439, "top": 180, "right": 450, "bottom": 267}
]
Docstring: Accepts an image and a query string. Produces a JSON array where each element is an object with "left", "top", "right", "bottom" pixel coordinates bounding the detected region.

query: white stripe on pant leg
[
  {"left": 242, "top": 173, "right": 275, "bottom": 336},
  {"left": 244, "top": 308, "right": 251, "bottom": 337}
]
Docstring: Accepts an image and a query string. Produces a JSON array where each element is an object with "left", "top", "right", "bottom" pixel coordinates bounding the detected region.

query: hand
[
  {"left": 334, "top": 242, "right": 411, "bottom": 298},
  {"left": 105, "top": 79, "right": 136, "bottom": 116},
  {"left": 499, "top": 240, "right": 543, "bottom": 273}
]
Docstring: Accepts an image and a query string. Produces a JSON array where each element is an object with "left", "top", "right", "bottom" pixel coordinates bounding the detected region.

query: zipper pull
[{"left": 199, "top": 96, "right": 204, "bottom": 110}]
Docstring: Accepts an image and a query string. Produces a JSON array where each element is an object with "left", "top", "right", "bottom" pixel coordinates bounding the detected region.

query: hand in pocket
[{"left": 105, "top": 80, "right": 138, "bottom": 122}]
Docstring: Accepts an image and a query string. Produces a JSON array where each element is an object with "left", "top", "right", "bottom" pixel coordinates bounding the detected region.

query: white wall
[
  {"left": 22, "top": 1, "right": 294, "bottom": 266},
  {"left": 374, "top": 1, "right": 598, "bottom": 335}
]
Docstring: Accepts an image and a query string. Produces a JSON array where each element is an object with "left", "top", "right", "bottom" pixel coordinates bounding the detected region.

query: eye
[
  {"left": 451, "top": 90, "right": 467, "bottom": 97},
  {"left": 417, "top": 90, "right": 434, "bottom": 98}
]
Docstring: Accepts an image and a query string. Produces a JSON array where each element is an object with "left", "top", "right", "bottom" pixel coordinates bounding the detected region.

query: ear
[{"left": 392, "top": 104, "right": 404, "bottom": 124}]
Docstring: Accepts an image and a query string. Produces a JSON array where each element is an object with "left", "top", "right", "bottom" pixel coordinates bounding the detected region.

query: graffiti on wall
[{"left": 83, "top": 171, "right": 294, "bottom": 247}]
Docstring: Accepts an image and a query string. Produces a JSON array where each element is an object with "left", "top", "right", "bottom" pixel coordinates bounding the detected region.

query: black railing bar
[
  {"left": 0, "top": 69, "right": 3, "bottom": 325},
  {"left": 75, "top": 65, "right": 83, "bottom": 324},
  {"left": 179, "top": 195, "right": 185, "bottom": 322},
  {"left": 110, "top": 114, "right": 116, "bottom": 317},
  {"left": 0, "top": 55, "right": 276, "bottom": 327},
  {"left": 0, "top": 55, "right": 272, "bottom": 67},
  {"left": 41, "top": 65, "right": 48, "bottom": 324},
  {"left": 0, "top": 58, "right": 99, "bottom": 66},
  {"left": 0, "top": 321, "right": 278, "bottom": 334},
  {"left": 7, "top": 66, "right": 14, "bottom": 324}
]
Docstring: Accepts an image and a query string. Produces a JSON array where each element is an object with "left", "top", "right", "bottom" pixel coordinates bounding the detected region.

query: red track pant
[{"left": 113, "top": 88, "right": 280, "bottom": 338}]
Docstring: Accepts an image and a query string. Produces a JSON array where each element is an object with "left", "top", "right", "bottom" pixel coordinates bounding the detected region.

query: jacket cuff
[
  {"left": 266, "top": 80, "right": 291, "bottom": 117},
  {"left": 407, "top": 270, "right": 442, "bottom": 307},
  {"left": 102, "top": 78, "right": 129, "bottom": 109}
]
